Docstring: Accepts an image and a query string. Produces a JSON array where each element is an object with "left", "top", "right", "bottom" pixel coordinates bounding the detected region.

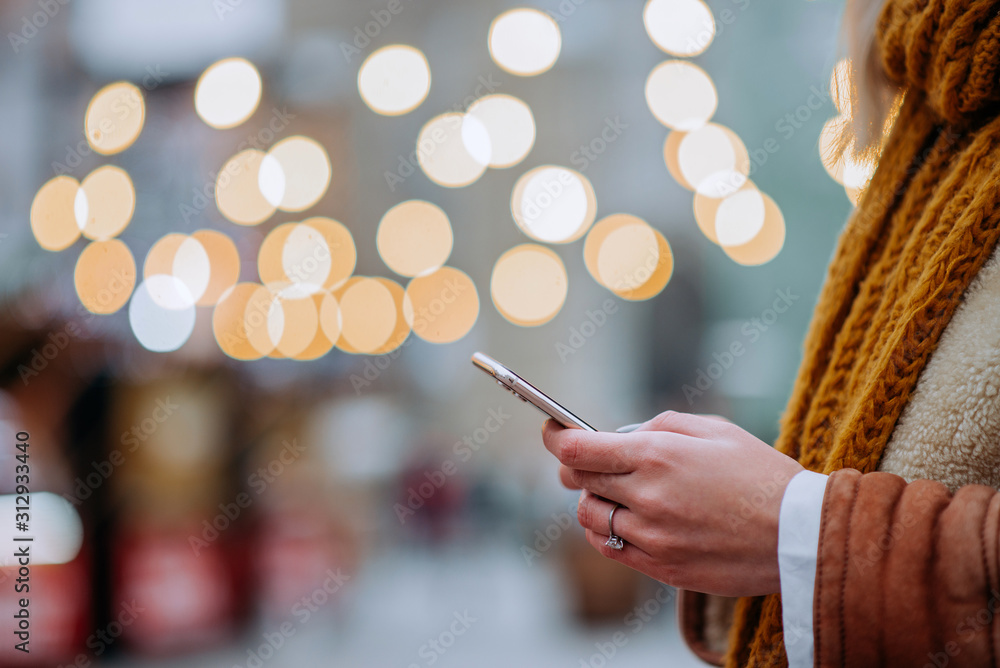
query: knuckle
[
  {"left": 634, "top": 446, "right": 664, "bottom": 473},
  {"left": 634, "top": 488, "right": 666, "bottom": 517},
  {"left": 609, "top": 451, "right": 630, "bottom": 474},
  {"left": 576, "top": 498, "right": 591, "bottom": 527},
  {"left": 558, "top": 434, "right": 580, "bottom": 467},
  {"left": 650, "top": 410, "right": 679, "bottom": 430}
]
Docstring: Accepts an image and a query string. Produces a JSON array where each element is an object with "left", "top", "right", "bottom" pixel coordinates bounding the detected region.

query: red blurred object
[
  {"left": 254, "top": 506, "right": 355, "bottom": 624},
  {"left": 112, "top": 522, "right": 246, "bottom": 655},
  {"left": 0, "top": 552, "right": 90, "bottom": 666}
]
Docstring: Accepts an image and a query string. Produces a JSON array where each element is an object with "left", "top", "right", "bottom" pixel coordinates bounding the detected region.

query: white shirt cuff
[{"left": 778, "top": 469, "right": 829, "bottom": 668}]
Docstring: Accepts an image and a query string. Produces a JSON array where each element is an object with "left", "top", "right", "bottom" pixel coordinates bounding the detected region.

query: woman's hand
[{"left": 542, "top": 411, "right": 804, "bottom": 597}]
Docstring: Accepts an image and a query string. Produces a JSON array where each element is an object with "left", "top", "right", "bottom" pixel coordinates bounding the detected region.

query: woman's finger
[
  {"left": 634, "top": 410, "right": 730, "bottom": 438},
  {"left": 559, "top": 465, "right": 581, "bottom": 490},
  {"left": 570, "top": 469, "right": 633, "bottom": 503},
  {"left": 582, "top": 528, "right": 661, "bottom": 579},
  {"left": 542, "top": 420, "right": 637, "bottom": 473},
  {"left": 576, "top": 490, "right": 647, "bottom": 552}
]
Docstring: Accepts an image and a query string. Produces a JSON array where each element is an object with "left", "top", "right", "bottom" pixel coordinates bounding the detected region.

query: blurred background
[{"left": 0, "top": 0, "right": 857, "bottom": 665}]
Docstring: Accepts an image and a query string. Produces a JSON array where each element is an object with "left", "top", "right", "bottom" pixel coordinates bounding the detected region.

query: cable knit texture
[{"left": 721, "top": 1, "right": 1000, "bottom": 665}]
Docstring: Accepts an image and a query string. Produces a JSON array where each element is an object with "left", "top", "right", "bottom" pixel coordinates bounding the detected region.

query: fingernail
[{"left": 615, "top": 423, "right": 642, "bottom": 433}]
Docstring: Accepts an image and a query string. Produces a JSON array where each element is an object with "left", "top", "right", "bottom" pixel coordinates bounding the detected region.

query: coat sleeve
[{"left": 815, "top": 468, "right": 1000, "bottom": 667}]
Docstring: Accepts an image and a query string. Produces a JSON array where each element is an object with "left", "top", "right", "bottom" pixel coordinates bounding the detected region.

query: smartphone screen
[{"left": 471, "top": 352, "right": 597, "bottom": 431}]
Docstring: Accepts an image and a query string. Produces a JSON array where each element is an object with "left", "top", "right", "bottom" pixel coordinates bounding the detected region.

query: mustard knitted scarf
[{"left": 728, "top": 0, "right": 1000, "bottom": 664}]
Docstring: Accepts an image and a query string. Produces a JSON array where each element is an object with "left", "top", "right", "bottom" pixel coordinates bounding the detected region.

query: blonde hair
[{"left": 839, "top": 0, "right": 900, "bottom": 157}]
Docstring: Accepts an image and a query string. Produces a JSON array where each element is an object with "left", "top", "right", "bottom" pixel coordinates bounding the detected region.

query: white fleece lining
[{"left": 880, "top": 245, "right": 1000, "bottom": 491}]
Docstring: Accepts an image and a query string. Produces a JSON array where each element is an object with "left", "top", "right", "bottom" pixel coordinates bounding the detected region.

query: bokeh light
[
  {"left": 510, "top": 165, "right": 597, "bottom": 243},
  {"left": 818, "top": 114, "right": 876, "bottom": 199},
  {"left": 212, "top": 283, "right": 265, "bottom": 361},
  {"left": 416, "top": 113, "right": 489, "bottom": 188},
  {"left": 293, "top": 291, "right": 340, "bottom": 361},
  {"left": 372, "top": 277, "right": 411, "bottom": 354},
  {"left": 465, "top": 94, "right": 536, "bottom": 168},
  {"left": 128, "top": 276, "right": 197, "bottom": 352},
  {"left": 144, "top": 234, "right": 201, "bottom": 308},
  {"left": 77, "top": 165, "right": 135, "bottom": 240},
  {"left": 215, "top": 149, "right": 276, "bottom": 226},
  {"left": 818, "top": 114, "right": 849, "bottom": 184},
  {"left": 259, "top": 135, "right": 332, "bottom": 212},
  {"left": 721, "top": 193, "right": 785, "bottom": 265},
  {"left": 377, "top": 200, "right": 453, "bottom": 278},
  {"left": 258, "top": 219, "right": 355, "bottom": 296},
  {"left": 491, "top": 244, "right": 568, "bottom": 327},
  {"left": 191, "top": 229, "right": 241, "bottom": 306},
  {"left": 643, "top": 0, "right": 715, "bottom": 57},
  {"left": 403, "top": 267, "right": 479, "bottom": 344},
  {"left": 488, "top": 8, "right": 561, "bottom": 77},
  {"left": 693, "top": 180, "right": 756, "bottom": 244},
  {"left": 714, "top": 187, "right": 765, "bottom": 246},
  {"left": 259, "top": 223, "right": 316, "bottom": 294},
  {"left": 645, "top": 60, "right": 717, "bottom": 130},
  {"left": 830, "top": 58, "right": 852, "bottom": 117},
  {"left": 143, "top": 232, "right": 237, "bottom": 309},
  {"left": 3, "top": 493, "right": 84, "bottom": 566},
  {"left": 677, "top": 123, "right": 749, "bottom": 197},
  {"left": 271, "top": 292, "right": 321, "bottom": 358},
  {"left": 74, "top": 239, "right": 136, "bottom": 314},
  {"left": 84, "top": 81, "right": 145, "bottom": 155},
  {"left": 317, "top": 290, "right": 343, "bottom": 349},
  {"left": 194, "top": 57, "right": 262, "bottom": 129},
  {"left": 30, "top": 176, "right": 82, "bottom": 251},
  {"left": 170, "top": 236, "right": 210, "bottom": 306},
  {"left": 335, "top": 277, "right": 399, "bottom": 354},
  {"left": 357, "top": 45, "right": 431, "bottom": 116},
  {"left": 243, "top": 283, "right": 281, "bottom": 358},
  {"left": 143, "top": 233, "right": 186, "bottom": 279},
  {"left": 662, "top": 131, "right": 693, "bottom": 190},
  {"left": 303, "top": 217, "right": 357, "bottom": 290},
  {"left": 584, "top": 214, "right": 673, "bottom": 301}
]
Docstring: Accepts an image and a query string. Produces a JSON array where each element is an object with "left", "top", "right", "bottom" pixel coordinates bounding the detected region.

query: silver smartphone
[{"left": 471, "top": 352, "right": 597, "bottom": 431}]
